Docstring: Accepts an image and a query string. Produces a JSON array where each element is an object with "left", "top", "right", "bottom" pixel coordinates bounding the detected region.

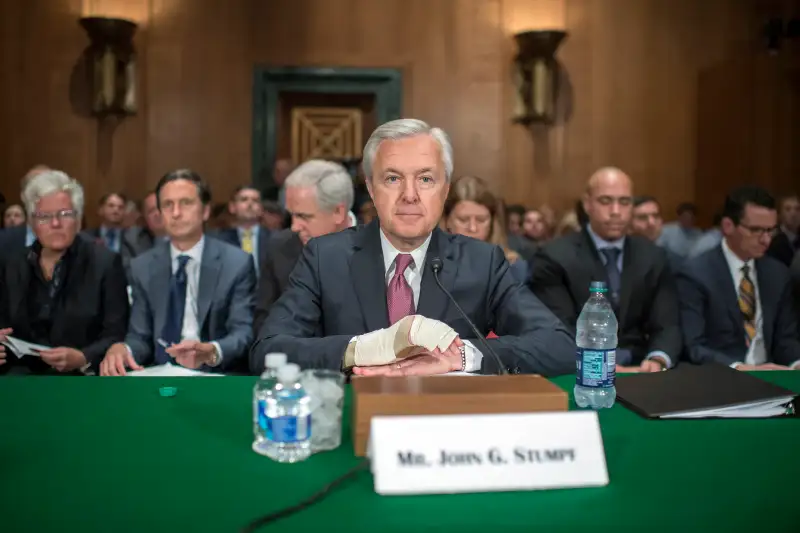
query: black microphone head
[{"left": 430, "top": 257, "right": 443, "bottom": 273}]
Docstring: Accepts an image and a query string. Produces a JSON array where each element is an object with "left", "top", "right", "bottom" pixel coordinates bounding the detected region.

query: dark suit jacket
[
  {"left": 676, "top": 246, "right": 800, "bottom": 366},
  {"left": 767, "top": 231, "right": 797, "bottom": 267},
  {"left": 252, "top": 221, "right": 574, "bottom": 375},
  {"left": 215, "top": 226, "right": 271, "bottom": 273},
  {"left": 530, "top": 230, "right": 682, "bottom": 365},
  {"left": 82, "top": 227, "right": 139, "bottom": 280},
  {"left": 792, "top": 254, "right": 800, "bottom": 334},
  {"left": 123, "top": 226, "right": 158, "bottom": 256},
  {"left": 253, "top": 229, "right": 304, "bottom": 334},
  {"left": 0, "top": 236, "right": 129, "bottom": 374},
  {"left": 0, "top": 226, "right": 28, "bottom": 263}
]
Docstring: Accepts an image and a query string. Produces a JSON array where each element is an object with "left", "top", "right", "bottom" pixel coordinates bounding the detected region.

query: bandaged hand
[{"left": 344, "top": 315, "right": 459, "bottom": 368}]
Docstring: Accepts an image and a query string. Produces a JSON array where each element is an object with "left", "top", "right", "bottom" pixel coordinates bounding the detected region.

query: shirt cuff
[
  {"left": 646, "top": 351, "right": 672, "bottom": 369},
  {"left": 731, "top": 361, "right": 743, "bottom": 369},
  {"left": 790, "top": 360, "right": 800, "bottom": 370},
  {"left": 210, "top": 341, "right": 224, "bottom": 367},
  {"left": 461, "top": 340, "right": 483, "bottom": 373}
]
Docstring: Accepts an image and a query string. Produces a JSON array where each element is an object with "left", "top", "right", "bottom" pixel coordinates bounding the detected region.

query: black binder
[{"left": 615, "top": 363, "right": 798, "bottom": 419}]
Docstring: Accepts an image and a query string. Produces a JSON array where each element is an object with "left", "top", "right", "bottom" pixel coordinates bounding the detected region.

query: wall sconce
[
  {"left": 512, "top": 30, "right": 568, "bottom": 125},
  {"left": 79, "top": 17, "right": 138, "bottom": 117}
]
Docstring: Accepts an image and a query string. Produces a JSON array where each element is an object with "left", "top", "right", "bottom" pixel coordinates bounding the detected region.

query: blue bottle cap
[{"left": 589, "top": 281, "right": 608, "bottom": 292}]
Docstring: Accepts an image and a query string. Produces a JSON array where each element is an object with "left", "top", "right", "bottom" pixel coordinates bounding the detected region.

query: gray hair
[
  {"left": 362, "top": 118, "right": 454, "bottom": 182},
  {"left": 22, "top": 170, "right": 85, "bottom": 219},
  {"left": 284, "top": 160, "right": 354, "bottom": 212}
]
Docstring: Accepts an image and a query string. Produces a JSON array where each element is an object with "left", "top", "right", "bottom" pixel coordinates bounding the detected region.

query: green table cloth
[{"left": 1, "top": 373, "right": 798, "bottom": 533}]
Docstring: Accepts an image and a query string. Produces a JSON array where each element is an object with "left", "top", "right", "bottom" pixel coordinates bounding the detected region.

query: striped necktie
[{"left": 738, "top": 264, "right": 756, "bottom": 346}]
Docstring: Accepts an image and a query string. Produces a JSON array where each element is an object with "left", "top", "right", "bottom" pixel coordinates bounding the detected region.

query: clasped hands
[{"left": 349, "top": 315, "right": 466, "bottom": 377}]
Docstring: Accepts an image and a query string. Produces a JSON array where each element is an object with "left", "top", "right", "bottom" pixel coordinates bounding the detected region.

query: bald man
[{"left": 530, "top": 167, "right": 682, "bottom": 372}]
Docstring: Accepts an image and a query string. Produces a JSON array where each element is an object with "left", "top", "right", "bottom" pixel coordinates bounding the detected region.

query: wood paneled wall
[{"left": 0, "top": 0, "right": 791, "bottom": 227}]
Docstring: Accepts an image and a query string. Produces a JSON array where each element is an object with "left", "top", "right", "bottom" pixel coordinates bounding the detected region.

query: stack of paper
[{"left": 126, "top": 363, "right": 224, "bottom": 377}]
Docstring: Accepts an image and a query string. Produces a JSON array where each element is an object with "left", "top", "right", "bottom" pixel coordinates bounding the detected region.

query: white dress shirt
[
  {"left": 378, "top": 230, "right": 483, "bottom": 372},
  {"left": 720, "top": 238, "right": 766, "bottom": 366},
  {"left": 169, "top": 237, "right": 223, "bottom": 364}
]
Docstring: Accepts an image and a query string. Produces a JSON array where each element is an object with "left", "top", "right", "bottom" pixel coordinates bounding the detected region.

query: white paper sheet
[
  {"left": 126, "top": 363, "right": 224, "bottom": 377},
  {"left": 1, "top": 336, "right": 50, "bottom": 358}
]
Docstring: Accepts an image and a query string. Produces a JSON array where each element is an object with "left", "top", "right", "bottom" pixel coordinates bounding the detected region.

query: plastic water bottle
[
  {"left": 260, "top": 363, "right": 312, "bottom": 463},
  {"left": 252, "top": 353, "right": 288, "bottom": 447},
  {"left": 574, "top": 281, "right": 617, "bottom": 409}
]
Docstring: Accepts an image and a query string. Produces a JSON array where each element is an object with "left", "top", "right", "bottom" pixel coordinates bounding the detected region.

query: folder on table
[{"left": 615, "top": 363, "right": 797, "bottom": 419}]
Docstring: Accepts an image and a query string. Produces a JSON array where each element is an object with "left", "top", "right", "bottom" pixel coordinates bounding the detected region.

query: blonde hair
[{"left": 443, "top": 175, "right": 520, "bottom": 263}]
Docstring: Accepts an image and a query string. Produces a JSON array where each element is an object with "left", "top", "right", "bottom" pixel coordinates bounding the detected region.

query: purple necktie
[{"left": 387, "top": 254, "right": 415, "bottom": 325}]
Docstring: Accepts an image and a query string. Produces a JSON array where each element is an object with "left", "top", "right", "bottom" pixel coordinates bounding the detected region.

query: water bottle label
[
  {"left": 576, "top": 348, "right": 616, "bottom": 388},
  {"left": 266, "top": 415, "right": 311, "bottom": 443},
  {"left": 257, "top": 400, "right": 268, "bottom": 431}
]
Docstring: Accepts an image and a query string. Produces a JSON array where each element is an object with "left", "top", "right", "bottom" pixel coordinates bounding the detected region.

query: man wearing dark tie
[
  {"left": 253, "top": 159, "right": 355, "bottom": 334},
  {"left": 251, "top": 119, "right": 573, "bottom": 376},
  {"left": 85, "top": 193, "right": 127, "bottom": 252},
  {"left": 677, "top": 186, "right": 800, "bottom": 370},
  {"left": 215, "top": 186, "right": 270, "bottom": 275},
  {"left": 99, "top": 169, "right": 256, "bottom": 375},
  {"left": 530, "top": 168, "right": 681, "bottom": 373}
]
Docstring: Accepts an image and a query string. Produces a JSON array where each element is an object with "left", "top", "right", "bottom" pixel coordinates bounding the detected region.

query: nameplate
[{"left": 368, "top": 411, "right": 608, "bottom": 495}]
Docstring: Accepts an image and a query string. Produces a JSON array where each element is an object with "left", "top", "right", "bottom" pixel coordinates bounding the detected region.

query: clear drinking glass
[{"left": 299, "top": 369, "right": 345, "bottom": 453}]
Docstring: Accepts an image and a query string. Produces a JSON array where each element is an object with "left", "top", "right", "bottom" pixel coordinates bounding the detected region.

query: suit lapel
[
  {"left": 617, "top": 239, "right": 636, "bottom": 324},
  {"left": 349, "top": 221, "right": 390, "bottom": 331},
  {"left": 416, "top": 229, "right": 457, "bottom": 321},
  {"left": 711, "top": 247, "right": 744, "bottom": 334},
  {"left": 152, "top": 244, "right": 172, "bottom": 339},
  {"left": 197, "top": 238, "right": 222, "bottom": 329},
  {"left": 755, "top": 259, "right": 775, "bottom": 351}
]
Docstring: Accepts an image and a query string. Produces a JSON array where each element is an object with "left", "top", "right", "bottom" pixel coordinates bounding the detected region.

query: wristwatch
[{"left": 459, "top": 345, "right": 466, "bottom": 371}]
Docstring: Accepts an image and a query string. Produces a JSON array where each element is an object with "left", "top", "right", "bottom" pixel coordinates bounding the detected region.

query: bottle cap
[
  {"left": 264, "top": 353, "right": 287, "bottom": 369},
  {"left": 277, "top": 363, "right": 301, "bottom": 383},
  {"left": 589, "top": 281, "right": 608, "bottom": 292}
]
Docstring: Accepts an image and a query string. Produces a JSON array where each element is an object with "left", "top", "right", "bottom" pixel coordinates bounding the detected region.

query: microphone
[{"left": 429, "top": 257, "right": 508, "bottom": 375}]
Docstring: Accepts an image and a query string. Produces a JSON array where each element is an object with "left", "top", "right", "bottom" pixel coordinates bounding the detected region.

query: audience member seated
[
  {"left": 0, "top": 166, "right": 51, "bottom": 262},
  {"left": 505, "top": 204, "right": 525, "bottom": 236},
  {"left": 0, "top": 170, "right": 129, "bottom": 375},
  {"left": 123, "top": 198, "right": 142, "bottom": 229},
  {"left": 99, "top": 170, "right": 256, "bottom": 376},
  {"left": 260, "top": 200, "right": 287, "bottom": 230},
  {"left": 514, "top": 208, "right": 548, "bottom": 260},
  {"left": 630, "top": 195, "right": 683, "bottom": 272},
  {"left": 677, "top": 186, "right": 800, "bottom": 370},
  {"left": 123, "top": 191, "right": 165, "bottom": 256},
  {"left": 216, "top": 186, "right": 270, "bottom": 275},
  {"left": 253, "top": 160, "right": 355, "bottom": 335},
  {"left": 530, "top": 167, "right": 681, "bottom": 373},
  {"left": 358, "top": 199, "right": 377, "bottom": 225},
  {"left": 3, "top": 203, "right": 26, "bottom": 228},
  {"left": 687, "top": 213, "right": 723, "bottom": 258},
  {"left": 766, "top": 194, "right": 799, "bottom": 267},
  {"left": 442, "top": 175, "right": 528, "bottom": 282},
  {"left": 84, "top": 193, "right": 128, "bottom": 253},
  {"left": 659, "top": 202, "right": 702, "bottom": 257},
  {"left": 252, "top": 119, "right": 573, "bottom": 376}
]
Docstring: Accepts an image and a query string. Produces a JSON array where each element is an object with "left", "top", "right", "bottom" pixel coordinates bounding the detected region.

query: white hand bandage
[{"left": 352, "top": 315, "right": 459, "bottom": 367}]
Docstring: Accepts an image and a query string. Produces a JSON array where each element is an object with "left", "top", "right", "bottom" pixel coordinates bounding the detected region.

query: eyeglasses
[
  {"left": 32, "top": 209, "right": 77, "bottom": 225},
  {"left": 738, "top": 223, "right": 778, "bottom": 238}
]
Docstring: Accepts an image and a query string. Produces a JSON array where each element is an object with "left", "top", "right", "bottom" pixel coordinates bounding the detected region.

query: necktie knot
[
  {"left": 394, "top": 254, "right": 414, "bottom": 276},
  {"left": 176, "top": 255, "right": 190, "bottom": 276},
  {"left": 600, "top": 247, "right": 621, "bottom": 265}
]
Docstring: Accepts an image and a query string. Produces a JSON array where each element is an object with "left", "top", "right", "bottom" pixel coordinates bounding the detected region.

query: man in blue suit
[
  {"left": 252, "top": 119, "right": 573, "bottom": 376},
  {"left": 100, "top": 169, "right": 256, "bottom": 375},
  {"left": 677, "top": 186, "right": 800, "bottom": 370}
]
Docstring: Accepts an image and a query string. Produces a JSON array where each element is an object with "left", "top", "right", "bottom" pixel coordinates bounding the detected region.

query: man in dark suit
[
  {"left": 122, "top": 191, "right": 165, "bottom": 256},
  {"left": 630, "top": 195, "right": 683, "bottom": 273},
  {"left": 766, "top": 194, "right": 799, "bottom": 267},
  {"left": 215, "top": 186, "right": 271, "bottom": 275},
  {"left": 253, "top": 160, "right": 355, "bottom": 334},
  {"left": 792, "top": 254, "right": 800, "bottom": 333},
  {"left": 677, "top": 186, "right": 800, "bottom": 370},
  {"left": 0, "top": 170, "right": 129, "bottom": 375},
  {"left": 100, "top": 170, "right": 256, "bottom": 375},
  {"left": 530, "top": 168, "right": 682, "bottom": 373},
  {"left": 252, "top": 119, "right": 574, "bottom": 376}
]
